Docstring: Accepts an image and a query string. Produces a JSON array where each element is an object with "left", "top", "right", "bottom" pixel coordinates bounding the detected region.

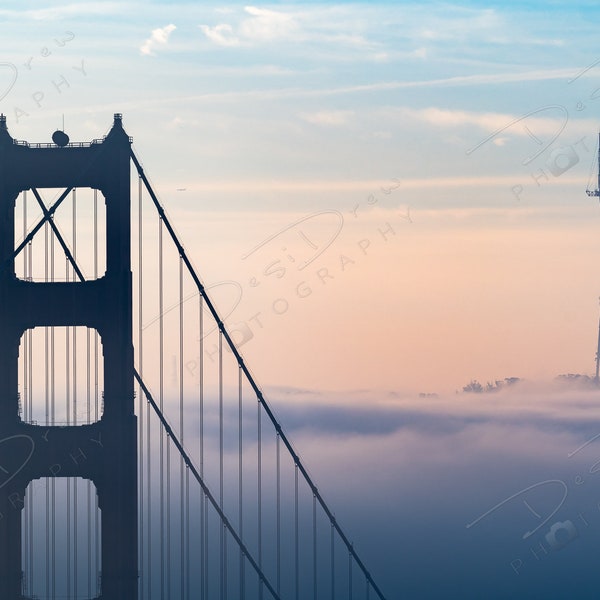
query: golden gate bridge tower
[{"left": 0, "top": 114, "right": 137, "bottom": 599}]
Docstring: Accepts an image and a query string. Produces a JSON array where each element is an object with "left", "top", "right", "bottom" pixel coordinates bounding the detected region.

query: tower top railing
[{"left": 0, "top": 112, "right": 133, "bottom": 149}]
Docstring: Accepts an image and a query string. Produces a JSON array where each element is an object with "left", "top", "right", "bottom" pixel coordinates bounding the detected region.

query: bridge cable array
[
  {"left": 8, "top": 148, "right": 388, "bottom": 599},
  {"left": 130, "top": 149, "right": 387, "bottom": 600}
]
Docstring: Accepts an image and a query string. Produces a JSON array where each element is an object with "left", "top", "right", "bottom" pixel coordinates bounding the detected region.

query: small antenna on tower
[
  {"left": 586, "top": 131, "right": 600, "bottom": 198},
  {"left": 51, "top": 114, "right": 69, "bottom": 147}
]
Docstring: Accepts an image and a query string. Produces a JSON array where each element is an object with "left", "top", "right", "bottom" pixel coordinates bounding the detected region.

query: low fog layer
[{"left": 264, "top": 382, "right": 600, "bottom": 598}]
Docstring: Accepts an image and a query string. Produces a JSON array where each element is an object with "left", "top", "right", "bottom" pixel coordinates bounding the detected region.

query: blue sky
[{"left": 2, "top": 2, "right": 600, "bottom": 202}]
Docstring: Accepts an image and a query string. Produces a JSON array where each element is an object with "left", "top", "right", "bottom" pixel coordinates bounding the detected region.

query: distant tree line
[
  {"left": 555, "top": 373, "right": 599, "bottom": 388},
  {"left": 462, "top": 377, "right": 521, "bottom": 394},
  {"left": 461, "top": 374, "right": 600, "bottom": 394}
]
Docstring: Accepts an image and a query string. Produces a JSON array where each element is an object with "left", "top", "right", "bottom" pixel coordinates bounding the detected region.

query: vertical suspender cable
[
  {"left": 29, "top": 195, "right": 34, "bottom": 593},
  {"left": 27, "top": 209, "right": 33, "bottom": 591},
  {"left": 258, "top": 399, "right": 262, "bottom": 600},
  {"left": 51, "top": 223, "right": 56, "bottom": 600},
  {"left": 224, "top": 528, "right": 228, "bottom": 600},
  {"left": 21, "top": 191, "right": 27, "bottom": 592},
  {"left": 21, "top": 191, "right": 28, "bottom": 593},
  {"left": 146, "top": 377, "right": 152, "bottom": 600},
  {"left": 159, "top": 215, "right": 165, "bottom": 599},
  {"left": 66, "top": 253, "right": 71, "bottom": 600},
  {"left": 349, "top": 550, "right": 353, "bottom": 600},
  {"left": 138, "top": 175, "right": 145, "bottom": 600},
  {"left": 22, "top": 190, "right": 26, "bottom": 407},
  {"left": 93, "top": 189, "right": 100, "bottom": 594},
  {"left": 140, "top": 178, "right": 152, "bottom": 600},
  {"left": 167, "top": 431, "right": 171, "bottom": 599},
  {"left": 239, "top": 367, "right": 244, "bottom": 600},
  {"left": 199, "top": 295, "right": 207, "bottom": 600},
  {"left": 22, "top": 189, "right": 26, "bottom": 411},
  {"left": 146, "top": 306, "right": 153, "bottom": 599},
  {"left": 331, "top": 523, "right": 335, "bottom": 600},
  {"left": 28, "top": 305, "right": 33, "bottom": 591},
  {"left": 72, "top": 188, "right": 78, "bottom": 598},
  {"left": 45, "top": 219, "right": 50, "bottom": 598},
  {"left": 86, "top": 316, "right": 91, "bottom": 597},
  {"left": 180, "top": 256, "right": 185, "bottom": 599},
  {"left": 165, "top": 229, "right": 172, "bottom": 600},
  {"left": 185, "top": 449, "right": 190, "bottom": 600},
  {"left": 87, "top": 186, "right": 93, "bottom": 598},
  {"left": 276, "top": 433, "right": 281, "bottom": 596},
  {"left": 219, "top": 331, "right": 224, "bottom": 600},
  {"left": 27, "top": 197, "right": 33, "bottom": 591},
  {"left": 313, "top": 494, "right": 317, "bottom": 600},
  {"left": 166, "top": 260, "right": 172, "bottom": 600},
  {"left": 166, "top": 252, "right": 172, "bottom": 597},
  {"left": 295, "top": 464, "right": 299, "bottom": 600},
  {"left": 87, "top": 191, "right": 92, "bottom": 595},
  {"left": 204, "top": 355, "right": 209, "bottom": 600}
]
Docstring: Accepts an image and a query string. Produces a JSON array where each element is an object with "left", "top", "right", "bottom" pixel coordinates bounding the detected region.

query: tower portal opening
[
  {"left": 14, "top": 188, "right": 107, "bottom": 282},
  {"left": 18, "top": 326, "right": 104, "bottom": 425},
  {"left": 21, "top": 477, "right": 102, "bottom": 600}
]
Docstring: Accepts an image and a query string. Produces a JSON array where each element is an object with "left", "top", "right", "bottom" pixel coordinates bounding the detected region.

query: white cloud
[
  {"left": 415, "top": 7, "right": 502, "bottom": 43},
  {"left": 411, "top": 47, "right": 428, "bottom": 59},
  {"left": 140, "top": 24, "right": 176, "bottom": 56},
  {"left": 372, "top": 52, "right": 389, "bottom": 62},
  {"left": 198, "top": 23, "right": 240, "bottom": 47},
  {"left": 390, "top": 105, "right": 576, "bottom": 144},
  {"left": 407, "top": 106, "right": 517, "bottom": 131},
  {"left": 200, "top": 6, "right": 298, "bottom": 47},
  {"left": 301, "top": 110, "right": 354, "bottom": 126},
  {"left": 0, "top": 2, "right": 125, "bottom": 20},
  {"left": 214, "top": 7, "right": 235, "bottom": 15},
  {"left": 319, "top": 32, "right": 372, "bottom": 48},
  {"left": 239, "top": 6, "right": 298, "bottom": 42}
]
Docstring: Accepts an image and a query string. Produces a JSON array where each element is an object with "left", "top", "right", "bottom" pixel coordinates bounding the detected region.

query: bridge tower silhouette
[
  {"left": 0, "top": 114, "right": 390, "bottom": 600},
  {"left": 0, "top": 114, "right": 137, "bottom": 599}
]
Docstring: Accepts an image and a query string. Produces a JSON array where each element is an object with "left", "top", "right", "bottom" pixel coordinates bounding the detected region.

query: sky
[
  {"left": 3, "top": 0, "right": 598, "bottom": 394},
  {"left": 4, "top": 1, "right": 600, "bottom": 598}
]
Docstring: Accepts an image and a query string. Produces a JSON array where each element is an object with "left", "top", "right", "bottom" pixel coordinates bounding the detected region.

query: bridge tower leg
[{"left": 0, "top": 114, "right": 137, "bottom": 599}]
